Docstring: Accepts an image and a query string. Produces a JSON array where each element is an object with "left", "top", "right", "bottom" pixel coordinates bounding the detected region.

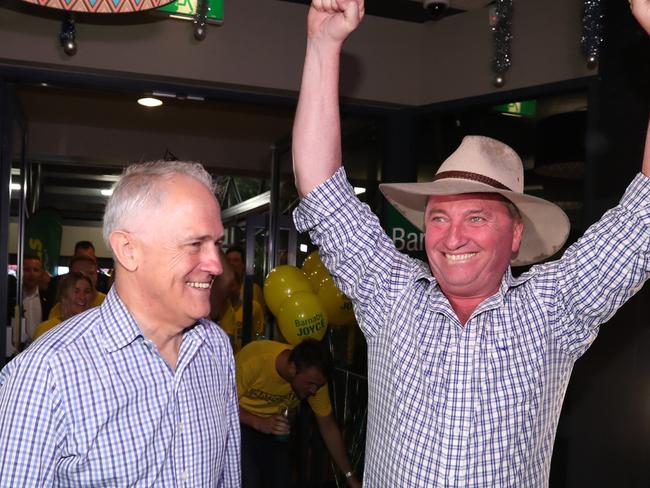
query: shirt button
[
  {"left": 178, "top": 421, "right": 184, "bottom": 433},
  {"left": 181, "top": 469, "right": 189, "bottom": 481}
]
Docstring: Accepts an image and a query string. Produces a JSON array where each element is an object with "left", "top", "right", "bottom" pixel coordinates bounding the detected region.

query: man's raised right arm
[{"left": 292, "top": 0, "right": 364, "bottom": 198}]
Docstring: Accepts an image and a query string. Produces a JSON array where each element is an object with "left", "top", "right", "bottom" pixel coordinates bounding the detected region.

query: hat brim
[{"left": 380, "top": 179, "right": 570, "bottom": 267}]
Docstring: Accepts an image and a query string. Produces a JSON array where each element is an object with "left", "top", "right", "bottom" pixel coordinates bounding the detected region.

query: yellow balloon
[
  {"left": 277, "top": 292, "right": 328, "bottom": 345},
  {"left": 301, "top": 250, "right": 326, "bottom": 277},
  {"left": 307, "top": 266, "right": 331, "bottom": 293},
  {"left": 317, "top": 278, "right": 355, "bottom": 327},
  {"left": 264, "top": 265, "right": 312, "bottom": 317}
]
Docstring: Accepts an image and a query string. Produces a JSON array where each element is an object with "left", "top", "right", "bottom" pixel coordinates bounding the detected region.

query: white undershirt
[{"left": 22, "top": 288, "right": 42, "bottom": 341}]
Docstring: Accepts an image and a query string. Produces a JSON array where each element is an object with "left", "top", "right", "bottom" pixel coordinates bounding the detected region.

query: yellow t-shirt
[
  {"left": 33, "top": 317, "right": 62, "bottom": 340},
  {"left": 236, "top": 340, "right": 332, "bottom": 418},
  {"left": 220, "top": 300, "right": 265, "bottom": 353},
  {"left": 48, "top": 292, "right": 106, "bottom": 320}
]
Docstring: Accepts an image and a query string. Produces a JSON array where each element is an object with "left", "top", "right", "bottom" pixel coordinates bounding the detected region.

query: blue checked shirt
[
  {"left": 293, "top": 168, "right": 650, "bottom": 487},
  {"left": 0, "top": 288, "right": 241, "bottom": 486}
]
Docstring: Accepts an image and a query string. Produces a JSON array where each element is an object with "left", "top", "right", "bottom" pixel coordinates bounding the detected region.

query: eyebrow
[
  {"left": 184, "top": 234, "right": 224, "bottom": 243},
  {"left": 425, "top": 207, "right": 491, "bottom": 218}
]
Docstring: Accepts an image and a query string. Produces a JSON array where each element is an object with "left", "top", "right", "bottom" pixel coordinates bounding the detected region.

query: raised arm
[
  {"left": 292, "top": 0, "right": 365, "bottom": 198},
  {"left": 631, "top": 0, "right": 650, "bottom": 176}
]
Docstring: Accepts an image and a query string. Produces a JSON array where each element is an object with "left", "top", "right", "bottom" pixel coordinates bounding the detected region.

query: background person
[
  {"left": 219, "top": 271, "right": 265, "bottom": 353},
  {"left": 20, "top": 253, "right": 50, "bottom": 342},
  {"left": 33, "top": 271, "right": 93, "bottom": 340},
  {"left": 225, "top": 246, "right": 265, "bottom": 309},
  {"left": 47, "top": 255, "right": 106, "bottom": 320},
  {"left": 237, "top": 339, "right": 361, "bottom": 488},
  {"left": 72, "top": 240, "right": 111, "bottom": 293}
]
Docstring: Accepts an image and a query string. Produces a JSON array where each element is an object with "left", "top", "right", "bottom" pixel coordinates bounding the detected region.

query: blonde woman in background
[{"left": 34, "top": 271, "right": 94, "bottom": 340}]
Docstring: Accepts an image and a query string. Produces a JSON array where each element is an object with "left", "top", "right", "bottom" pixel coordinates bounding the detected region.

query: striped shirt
[
  {"left": 0, "top": 287, "right": 241, "bottom": 486},
  {"left": 293, "top": 168, "right": 650, "bottom": 487}
]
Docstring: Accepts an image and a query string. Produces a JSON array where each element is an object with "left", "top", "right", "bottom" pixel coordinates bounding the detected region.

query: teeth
[
  {"left": 445, "top": 253, "right": 476, "bottom": 262},
  {"left": 187, "top": 281, "right": 212, "bottom": 289}
]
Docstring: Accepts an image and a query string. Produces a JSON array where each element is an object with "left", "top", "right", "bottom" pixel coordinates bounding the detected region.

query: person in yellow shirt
[
  {"left": 34, "top": 271, "right": 94, "bottom": 339},
  {"left": 236, "top": 339, "right": 360, "bottom": 488},
  {"left": 48, "top": 255, "right": 106, "bottom": 320},
  {"left": 225, "top": 246, "right": 265, "bottom": 308},
  {"left": 219, "top": 273, "right": 264, "bottom": 353}
]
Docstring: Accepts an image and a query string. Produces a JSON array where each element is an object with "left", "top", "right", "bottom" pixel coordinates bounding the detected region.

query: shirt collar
[
  {"left": 417, "top": 264, "right": 534, "bottom": 314},
  {"left": 98, "top": 288, "right": 208, "bottom": 353}
]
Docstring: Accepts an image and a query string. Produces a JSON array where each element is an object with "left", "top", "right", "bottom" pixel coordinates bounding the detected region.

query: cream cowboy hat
[{"left": 379, "top": 135, "right": 570, "bottom": 266}]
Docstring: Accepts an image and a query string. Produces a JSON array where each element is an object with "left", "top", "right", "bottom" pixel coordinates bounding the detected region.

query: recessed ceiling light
[
  {"left": 354, "top": 187, "right": 366, "bottom": 195},
  {"left": 10, "top": 183, "right": 20, "bottom": 191},
  {"left": 137, "top": 97, "right": 163, "bottom": 107},
  {"left": 100, "top": 189, "right": 113, "bottom": 196}
]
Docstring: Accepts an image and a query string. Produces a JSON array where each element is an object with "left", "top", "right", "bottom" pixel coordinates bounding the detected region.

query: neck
[
  {"left": 275, "top": 349, "right": 293, "bottom": 382},
  {"left": 443, "top": 287, "right": 499, "bottom": 326},
  {"left": 114, "top": 280, "right": 185, "bottom": 371},
  {"left": 23, "top": 285, "right": 38, "bottom": 296},
  {"left": 446, "top": 296, "right": 484, "bottom": 326}
]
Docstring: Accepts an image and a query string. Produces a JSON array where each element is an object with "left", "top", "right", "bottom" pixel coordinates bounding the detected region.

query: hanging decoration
[
  {"left": 581, "top": 0, "right": 604, "bottom": 69},
  {"left": 19, "top": 0, "right": 224, "bottom": 56},
  {"left": 490, "top": 0, "right": 514, "bottom": 88},
  {"left": 157, "top": 0, "right": 224, "bottom": 41},
  {"left": 59, "top": 14, "right": 77, "bottom": 56}
]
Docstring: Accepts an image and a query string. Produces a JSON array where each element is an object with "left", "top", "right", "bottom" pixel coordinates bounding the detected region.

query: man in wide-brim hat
[{"left": 290, "top": 1, "right": 650, "bottom": 486}]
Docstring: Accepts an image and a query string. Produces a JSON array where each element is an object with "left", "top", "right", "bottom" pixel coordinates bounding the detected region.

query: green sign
[
  {"left": 25, "top": 209, "right": 62, "bottom": 275},
  {"left": 382, "top": 204, "right": 425, "bottom": 261},
  {"left": 157, "top": 0, "right": 223, "bottom": 24},
  {"left": 494, "top": 100, "right": 537, "bottom": 117}
]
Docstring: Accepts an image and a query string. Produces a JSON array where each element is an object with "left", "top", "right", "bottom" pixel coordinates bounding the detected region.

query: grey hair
[{"left": 102, "top": 160, "right": 216, "bottom": 247}]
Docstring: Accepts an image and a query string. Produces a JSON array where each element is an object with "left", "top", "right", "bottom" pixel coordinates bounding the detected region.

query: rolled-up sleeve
[{"left": 294, "top": 167, "right": 419, "bottom": 338}]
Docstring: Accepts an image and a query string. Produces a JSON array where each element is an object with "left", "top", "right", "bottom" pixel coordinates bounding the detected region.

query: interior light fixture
[
  {"left": 299, "top": 244, "right": 309, "bottom": 253},
  {"left": 354, "top": 187, "right": 366, "bottom": 195},
  {"left": 100, "top": 189, "right": 113, "bottom": 196},
  {"left": 137, "top": 97, "right": 163, "bottom": 108},
  {"left": 10, "top": 183, "right": 20, "bottom": 191}
]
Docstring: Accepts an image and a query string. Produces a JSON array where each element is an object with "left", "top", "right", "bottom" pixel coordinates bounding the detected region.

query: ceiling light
[
  {"left": 100, "top": 189, "right": 113, "bottom": 196},
  {"left": 299, "top": 244, "right": 309, "bottom": 253},
  {"left": 354, "top": 187, "right": 366, "bottom": 195},
  {"left": 10, "top": 183, "right": 20, "bottom": 191},
  {"left": 137, "top": 97, "right": 163, "bottom": 107}
]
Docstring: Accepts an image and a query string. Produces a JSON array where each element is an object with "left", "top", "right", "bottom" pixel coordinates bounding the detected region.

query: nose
[
  {"left": 203, "top": 242, "right": 223, "bottom": 277},
  {"left": 443, "top": 221, "right": 467, "bottom": 250}
]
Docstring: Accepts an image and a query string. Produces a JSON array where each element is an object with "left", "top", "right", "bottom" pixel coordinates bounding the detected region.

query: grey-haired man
[
  {"left": 291, "top": 1, "right": 650, "bottom": 486},
  {"left": 0, "top": 161, "right": 240, "bottom": 486}
]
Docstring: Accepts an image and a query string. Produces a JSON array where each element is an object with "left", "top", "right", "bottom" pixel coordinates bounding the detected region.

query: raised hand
[
  {"left": 307, "top": 0, "right": 365, "bottom": 45},
  {"left": 631, "top": 0, "right": 650, "bottom": 34}
]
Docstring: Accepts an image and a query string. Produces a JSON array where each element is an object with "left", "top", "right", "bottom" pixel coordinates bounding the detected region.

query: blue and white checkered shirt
[
  {"left": 294, "top": 168, "right": 650, "bottom": 487},
  {"left": 0, "top": 287, "right": 241, "bottom": 486}
]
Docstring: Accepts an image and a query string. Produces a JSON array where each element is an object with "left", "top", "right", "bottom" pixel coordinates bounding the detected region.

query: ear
[
  {"left": 287, "top": 360, "right": 297, "bottom": 380},
  {"left": 511, "top": 220, "right": 524, "bottom": 256},
  {"left": 109, "top": 230, "right": 139, "bottom": 272}
]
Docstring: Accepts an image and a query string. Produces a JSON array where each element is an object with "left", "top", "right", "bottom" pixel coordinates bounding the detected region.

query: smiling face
[
  {"left": 61, "top": 278, "right": 93, "bottom": 319},
  {"left": 130, "top": 174, "right": 224, "bottom": 331},
  {"left": 424, "top": 193, "right": 523, "bottom": 301}
]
